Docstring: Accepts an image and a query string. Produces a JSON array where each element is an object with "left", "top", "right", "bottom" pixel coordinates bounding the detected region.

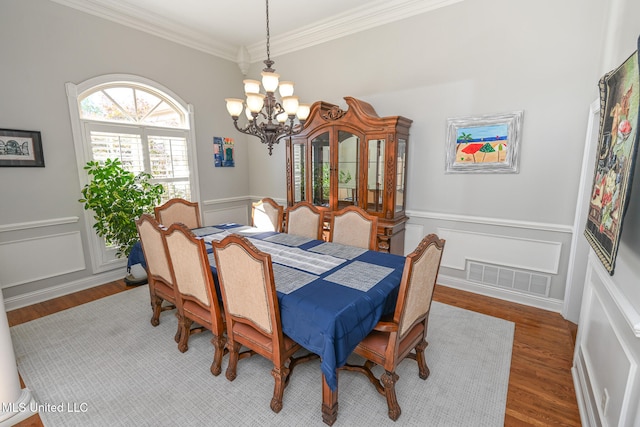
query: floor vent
[{"left": 467, "top": 261, "right": 550, "bottom": 297}]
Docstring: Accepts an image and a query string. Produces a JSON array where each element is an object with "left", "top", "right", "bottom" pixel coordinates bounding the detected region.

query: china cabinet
[{"left": 286, "top": 97, "right": 412, "bottom": 254}]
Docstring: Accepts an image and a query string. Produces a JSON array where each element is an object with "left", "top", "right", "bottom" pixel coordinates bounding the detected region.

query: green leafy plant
[{"left": 79, "top": 158, "right": 164, "bottom": 258}]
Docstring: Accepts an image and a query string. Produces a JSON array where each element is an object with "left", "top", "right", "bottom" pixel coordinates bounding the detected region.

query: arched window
[{"left": 67, "top": 75, "right": 199, "bottom": 272}]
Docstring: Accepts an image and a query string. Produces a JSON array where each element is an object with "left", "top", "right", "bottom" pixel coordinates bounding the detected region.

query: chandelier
[{"left": 225, "top": 0, "right": 310, "bottom": 155}]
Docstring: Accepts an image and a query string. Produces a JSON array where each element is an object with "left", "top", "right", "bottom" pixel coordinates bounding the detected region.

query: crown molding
[
  {"left": 49, "top": 0, "right": 238, "bottom": 61},
  {"left": 50, "top": 0, "right": 462, "bottom": 65},
  {"left": 247, "top": 0, "right": 463, "bottom": 62}
]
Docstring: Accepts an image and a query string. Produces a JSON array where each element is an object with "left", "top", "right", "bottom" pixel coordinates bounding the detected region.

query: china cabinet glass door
[
  {"left": 311, "top": 132, "right": 330, "bottom": 207},
  {"left": 292, "top": 142, "right": 306, "bottom": 203},
  {"left": 337, "top": 130, "right": 359, "bottom": 208},
  {"left": 367, "top": 139, "right": 385, "bottom": 212}
]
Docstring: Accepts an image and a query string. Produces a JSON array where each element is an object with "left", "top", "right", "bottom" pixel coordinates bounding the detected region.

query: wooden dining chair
[
  {"left": 212, "top": 234, "right": 315, "bottom": 413},
  {"left": 135, "top": 214, "right": 179, "bottom": 339},
  {"left": 329, "top": 205, "right": 378, "bottom": 250},
  {"left": 285, "top": 201, "right": 324, "bottom": 240},
  {"left": 154, "top": 198, "right": 202, "bottom": 229},
  {"left": 341, "top": 234, "right": 445, "bottom": 421},
  {"left": 162, "top": 222, "right": 226, "bottom": 376},
  {"left": 252, "top": 197, "right": 284, "bottom": 232}
]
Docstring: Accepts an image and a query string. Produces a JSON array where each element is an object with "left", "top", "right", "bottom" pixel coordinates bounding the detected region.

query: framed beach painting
[
  {"left": 584, "top": 43, "right": 640, "bottom": 275},
  {"left": 0, "top": 129, "right": 44, "bottom": 167},
  {"left": 445, "top": 111, "right": 523, "bottom": 174}
]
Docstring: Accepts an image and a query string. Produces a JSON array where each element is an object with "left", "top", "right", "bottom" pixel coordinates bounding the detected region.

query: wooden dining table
[{"left": 129, "top": 223, "right": 406, "bottom": 425}]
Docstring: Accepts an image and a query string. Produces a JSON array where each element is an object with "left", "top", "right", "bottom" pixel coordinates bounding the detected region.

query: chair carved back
[
  {"left": 395, "top": 234, "right": 445, "bottom": 338},
  {"left": 329, "top": 206, "right": 378, "bottom": 250},
  {"left": 252, "top": 198, "right": 284, "bottom": 232},
  {"left": 285, "top": 201, "right": 323, "bottom": 240},
  {"left": 155, "top": 198, "right": 202, "bottom": 229},
  {"left": 213, "top": 235, "right": 277, "bottom": 336},
  {"left": 136, "top": 214, "right": 172, "bottom": 286}
]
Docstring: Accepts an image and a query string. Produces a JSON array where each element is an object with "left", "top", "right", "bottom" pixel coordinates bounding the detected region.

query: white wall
[
  {"left": 0, "top": 0, "right": 248, "bottom": 303},
  {"left": 245, "top": 0, "right": 610, "bottom": 311}
]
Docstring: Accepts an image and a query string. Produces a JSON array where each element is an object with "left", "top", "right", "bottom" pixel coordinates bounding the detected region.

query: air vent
[{"left": 466, "top": 261, "right": 550, "bottom": 297}]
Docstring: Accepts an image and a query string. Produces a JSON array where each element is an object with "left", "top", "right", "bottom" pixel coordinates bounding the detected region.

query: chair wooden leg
[
  {"left": 174, "top": 322, "right": 181, "bottom": 343},
  {"left": 415, "top": 340, "right": 430, "bottom": 380},
  {"left": 225, "top": 341, "right": 242, "bottom": 381},
  {"left": 150, "top": 295, "right": 162, "bottom": 326},
  {"left": 270, "top": 365, "right": 290, "bottom": 413},
  {"left": 381, "top": 371, "right": 401, "bottom": 421},
  {"left": 210, "top": 334, "right": 226, "bottom": 376},
  {"left": 177, "top": 316, "right": 192, "bottom": 353}
]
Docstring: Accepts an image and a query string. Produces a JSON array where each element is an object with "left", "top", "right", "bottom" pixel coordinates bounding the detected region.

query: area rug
[{"left": 10, "top": 286, "right": 514, "bottom": 426}]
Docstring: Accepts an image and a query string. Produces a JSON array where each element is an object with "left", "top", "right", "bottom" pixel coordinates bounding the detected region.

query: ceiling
[{"left": 51, "top": 0, "right": 461, "bottom": 65}]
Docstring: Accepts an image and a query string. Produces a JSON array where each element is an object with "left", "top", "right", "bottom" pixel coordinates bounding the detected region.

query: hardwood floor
[{"left": 7, "top": 281, "right": 581, "bottom": 426}]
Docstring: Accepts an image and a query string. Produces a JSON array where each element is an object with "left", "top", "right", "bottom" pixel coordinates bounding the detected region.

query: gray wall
[
  {"left": 245, "top": 0, "right": 612, "bottom": 311},
  {"left": 0, "top": 0, "right": 246, "bottom": 300}
]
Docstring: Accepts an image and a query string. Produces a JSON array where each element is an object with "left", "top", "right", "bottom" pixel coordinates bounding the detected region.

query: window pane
[
  {"left": 133, "top": 89, "right": 162, "bottom": 122},
  {"left": 89, "top": 131, "right": 144, "bottom": 174},
  {"left": 159, "top": 180, "right": 191, "bottom": 202},
  {"left": 149, "top": 136, "right": 189, "bottom": 178},
  {"left": 104, "top": 88, "right": 136, "bottom": 119},
  {"left": 80, "top": 91, "right": 134, "bottom": 123},
  {"left": 80, "top": 86, "right": 186, "bottom": 128}
]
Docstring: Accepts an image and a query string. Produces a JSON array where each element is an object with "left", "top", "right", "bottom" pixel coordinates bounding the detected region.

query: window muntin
[
  {"left": 79, "top": 83, "right": 192, "bottom": 204},
  {"left": 80, "top": 84, "right": 186, "bottom": 129}
]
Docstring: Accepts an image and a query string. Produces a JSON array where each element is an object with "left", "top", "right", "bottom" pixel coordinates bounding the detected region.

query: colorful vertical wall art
[
  {"left": 585, "top": 39, "right": 640, "bottom": 275},
  {"left": 213, "top": 136, "right": 235, "bottom": 167}
]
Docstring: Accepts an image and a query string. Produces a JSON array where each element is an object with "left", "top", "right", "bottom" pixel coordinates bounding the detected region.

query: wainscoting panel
[
  {"left": 0, "top": 232, "right": 85, "bottom": 289},
  {"left": 573, "top": 253, "right": 640, "bottom": 426},
  {"left": 437, "top": 228, "right": 562, "bottom": 274},
  {"left": 404, "top": 223, "right": 424, "bottom": 255},
  {"left": 203, "top": 205, "right": 248, "bottom": 227}
]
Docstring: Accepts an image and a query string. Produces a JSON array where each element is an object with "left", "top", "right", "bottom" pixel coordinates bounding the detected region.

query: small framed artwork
[
  {"left": 0, "top": 128, "right": 44, "bottom": 167},
  {"left": 445, "top": 111, "right": 523, "bottom": 173},
  {"left": 213, "top": 136, "right": 235, "bottom": 167}
]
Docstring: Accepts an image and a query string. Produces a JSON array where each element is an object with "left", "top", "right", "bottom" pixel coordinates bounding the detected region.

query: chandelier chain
[{"left": 265, "top": 0, "right": 271, "bottom": 62}]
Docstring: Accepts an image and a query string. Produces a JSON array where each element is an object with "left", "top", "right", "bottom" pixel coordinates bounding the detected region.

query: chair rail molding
[
  {"left": 406, "top": 209, "right": 573, "bottom": 234},
  {"left": 0, "top": 217, "right": 79, "bottom": 233}
]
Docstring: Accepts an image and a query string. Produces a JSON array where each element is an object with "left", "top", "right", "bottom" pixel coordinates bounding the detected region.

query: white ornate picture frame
[{"left": 445, "top": 111, "right": 523, "bottom": 174}]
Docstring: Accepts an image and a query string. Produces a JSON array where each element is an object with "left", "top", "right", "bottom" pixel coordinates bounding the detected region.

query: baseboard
[
  {"left": 3, "top": 269, "right": 126, "bottom": 311},
  {"left": 438, "top": 273, "right": 564, "bottom": 313}
]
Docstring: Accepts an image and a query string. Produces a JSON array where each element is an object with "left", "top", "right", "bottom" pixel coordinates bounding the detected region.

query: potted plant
[{"left": 79, "top": 158, "right": 164, "bottom": 284}]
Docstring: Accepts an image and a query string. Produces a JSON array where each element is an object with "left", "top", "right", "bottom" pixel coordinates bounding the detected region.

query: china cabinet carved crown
[{"left": 286, "top": 97, "right": 412, "bottom": 255}]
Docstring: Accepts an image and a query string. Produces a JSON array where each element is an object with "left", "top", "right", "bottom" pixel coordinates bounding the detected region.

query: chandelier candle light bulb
[{"left": 224, "top": 0, "right": 309, "bottom": 155}]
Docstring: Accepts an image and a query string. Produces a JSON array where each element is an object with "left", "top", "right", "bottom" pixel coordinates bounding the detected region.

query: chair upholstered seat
[
  {"left": 354, "top": 322, "right": 425, "bottom": 360},
  {"left": 232, "top": 322, "right": 300, "bottom": 354}
]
